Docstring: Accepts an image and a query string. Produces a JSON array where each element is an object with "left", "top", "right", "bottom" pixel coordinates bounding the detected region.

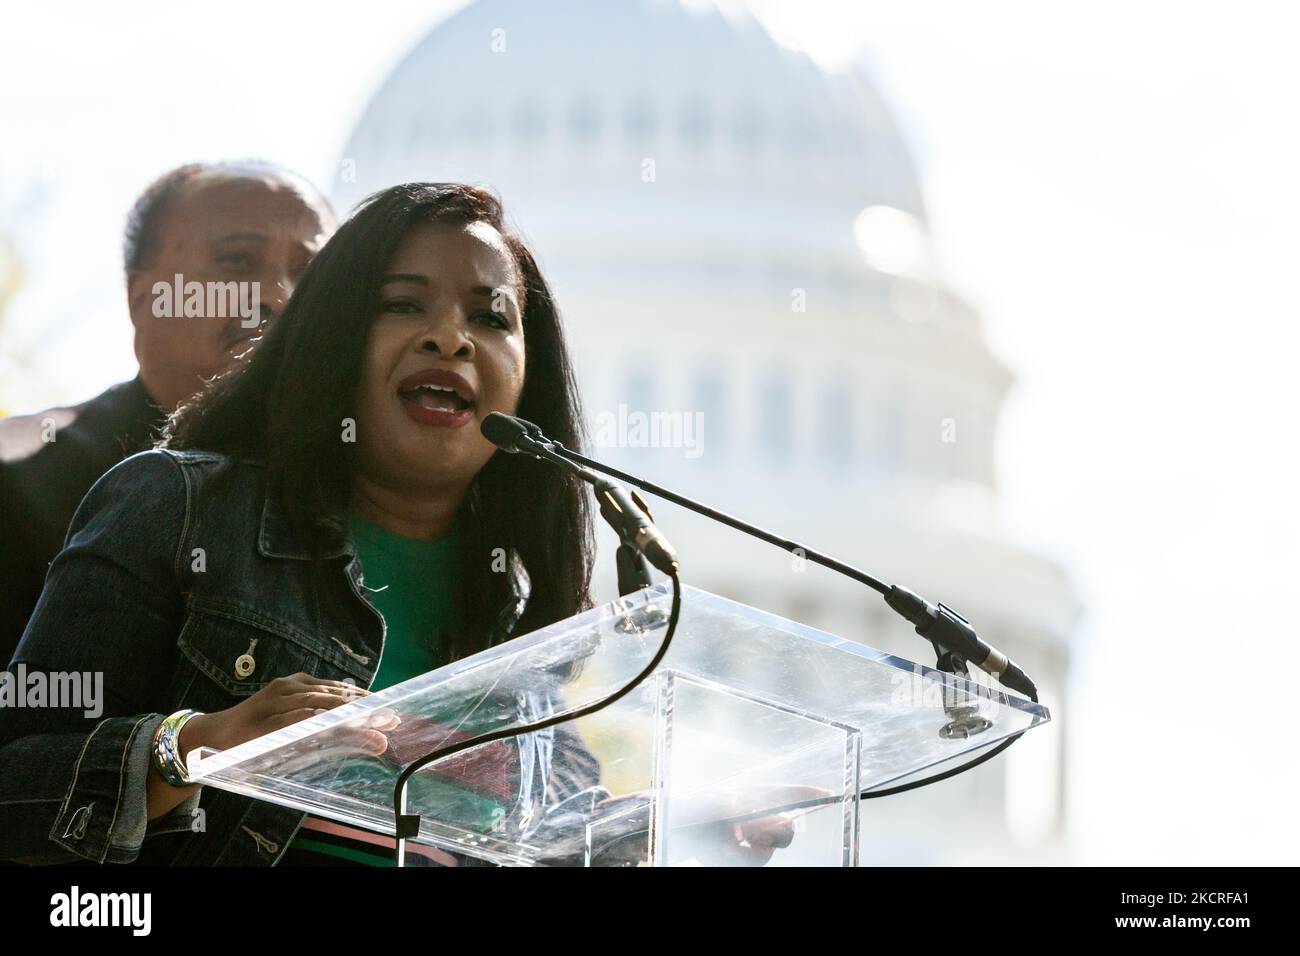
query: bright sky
[{"left": 2, "top": 0, "right": 1296, "bottom": 864}]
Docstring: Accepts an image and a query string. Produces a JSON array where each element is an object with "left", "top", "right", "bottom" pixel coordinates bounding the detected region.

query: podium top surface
[{"left": 189, "top": 583, "right": 1049, "bottom": 864}]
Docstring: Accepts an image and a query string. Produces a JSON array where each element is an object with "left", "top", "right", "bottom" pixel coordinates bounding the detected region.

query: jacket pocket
[{"left": 176, "top": 598, "right": 372, "bottom": 708}]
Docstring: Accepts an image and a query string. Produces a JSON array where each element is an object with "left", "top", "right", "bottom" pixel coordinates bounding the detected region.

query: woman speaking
[{"left": 0, "top": 183, "right": 600, "bottom": 866}]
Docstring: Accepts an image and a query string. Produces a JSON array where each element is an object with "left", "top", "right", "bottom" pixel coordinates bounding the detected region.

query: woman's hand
[
  {"left": 182, "top": 673, "right": 373, "bottom": 755},
  {"left": 147, "top": 673, "right": 377, "bottom": 823}
]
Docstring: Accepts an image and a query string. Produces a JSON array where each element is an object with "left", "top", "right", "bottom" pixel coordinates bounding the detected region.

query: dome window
[
  {"left": 453, "top": 105, "right": 492, "bottom": 144},
  {"left": 690, "top": 365, "right": 726, "bottom": 461},
  {"left": 758, "top": 371, "right": 791, "bottom": 463},
  {"left": 679, "top": 101, "right": 711, "bottom": 149},
  {"left": 567, "top": 98, "right": 602, "bottom": 144},
  {"left": 731, "top": 107, "right": 766, "bottom": 149},
  {"left": 782, "top": 111, "right": 821, "bottom": 151},
  {"left": 513, "top": 101, "right": 546, "bottom": 144},
  {"left": 820, "top": 376, "right": 854, "bottom": 466},
  {"left": 623, "top": 97, "right": 657, "bottom": 144}
]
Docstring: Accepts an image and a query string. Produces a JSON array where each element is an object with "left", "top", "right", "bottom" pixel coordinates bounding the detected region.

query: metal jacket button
[{"left": 234, "top": 638, "right": 259, "bottom": 678}]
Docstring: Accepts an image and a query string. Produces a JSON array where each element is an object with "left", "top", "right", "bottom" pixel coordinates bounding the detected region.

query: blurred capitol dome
[{"left": 335, "top": 0, "right": 1080, "bottom": 862}]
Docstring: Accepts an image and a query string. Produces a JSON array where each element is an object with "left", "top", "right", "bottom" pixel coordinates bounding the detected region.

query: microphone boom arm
[{"left": 542, "top": 439, "right": 1036, "bottom": 702}]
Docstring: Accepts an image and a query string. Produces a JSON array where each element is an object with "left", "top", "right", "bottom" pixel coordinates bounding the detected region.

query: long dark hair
[{"left": 164, "top": 183, "right": 594, "bottom": 659}]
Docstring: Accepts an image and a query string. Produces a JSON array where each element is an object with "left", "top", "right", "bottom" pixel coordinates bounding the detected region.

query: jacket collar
[
  {"left": 256, "top": 489, "right": 532, "bottom": 635},
  {"left": 257, "top": 492, "right": 351, "bottom": 561}
]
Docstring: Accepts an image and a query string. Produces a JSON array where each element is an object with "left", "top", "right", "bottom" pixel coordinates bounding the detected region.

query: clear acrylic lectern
[{"left": 188, "top": 584, "right": 1050, "bottom": 866}]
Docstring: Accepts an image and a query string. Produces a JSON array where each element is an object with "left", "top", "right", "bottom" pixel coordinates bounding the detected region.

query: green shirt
[
  {"left": 353, "top": 513, "right": 461, "bottom": 690},
  {"left": 283, "top": 513, "right": 463, "bottom": 866}
]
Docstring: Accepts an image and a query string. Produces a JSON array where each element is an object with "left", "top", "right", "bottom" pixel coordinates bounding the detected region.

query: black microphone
[
  {"left": 482, "top": 412, "right": 680, "bottom": 577},
  {"left": 481, "top": 411, "right": 544, "bottom": 455},
  {"left": 882, "top": 587, "right": 1036, "bottom": 699},
  {"left": 615, "top": 538, "right": 655, "bottom": 596},
  {"left": 591, "top": 479, "right": 679, "bottom": 577},
  {"left": 487, "top": 413, "right": 1036, "bottom": 701}
]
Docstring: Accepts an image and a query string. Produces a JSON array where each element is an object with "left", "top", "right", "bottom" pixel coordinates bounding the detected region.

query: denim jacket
[{"left": 0, "top": 448, "right": 598, "bottom": 865}]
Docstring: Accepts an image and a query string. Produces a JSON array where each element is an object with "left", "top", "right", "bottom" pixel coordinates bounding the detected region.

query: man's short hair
[{"left": 122, "top": 160, "right": 331, "bottom": 273}]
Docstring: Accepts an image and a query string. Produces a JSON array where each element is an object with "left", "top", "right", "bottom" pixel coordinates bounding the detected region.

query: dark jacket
[
  {"left": 0, "top": 377, "right": 163, "bottom": 666},
  {"left": 0, "top": 448, "right": 599, "bottom": 865}
]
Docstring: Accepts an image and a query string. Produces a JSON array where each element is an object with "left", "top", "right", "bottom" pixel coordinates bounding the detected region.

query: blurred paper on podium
[{"left": 188, "top": 583, "right": 1050, "bottom": 866}]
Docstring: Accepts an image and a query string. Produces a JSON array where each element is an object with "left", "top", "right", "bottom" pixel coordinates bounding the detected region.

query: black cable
[
  {"left": 859, "top": 734, "right": 1023, "bottom": 799},
  {"left": 674, "top": 732, "right": 1029, "bottom": 831},
  {"left": 391, "top": 569, "right": 683, "bottom": 863}
]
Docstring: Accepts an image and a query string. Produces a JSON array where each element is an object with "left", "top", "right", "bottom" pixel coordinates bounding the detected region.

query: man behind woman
[{"left": 0, "top": 161, "right": 335, "bottom": 663}]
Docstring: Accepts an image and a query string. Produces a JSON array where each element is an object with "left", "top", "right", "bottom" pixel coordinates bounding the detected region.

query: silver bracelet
[{"left": 152, "top": 709, "right": 202, "bottom": 788}]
